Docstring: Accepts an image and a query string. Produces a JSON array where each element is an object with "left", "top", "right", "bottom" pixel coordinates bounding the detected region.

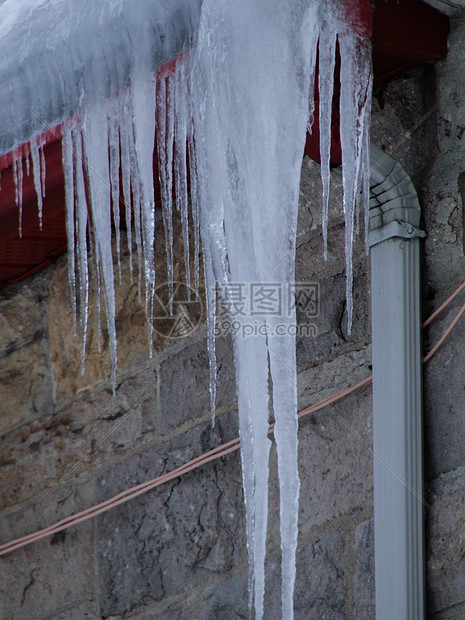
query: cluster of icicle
[{"left": 4, "top": 1, "right": 371, "bottom": 617}]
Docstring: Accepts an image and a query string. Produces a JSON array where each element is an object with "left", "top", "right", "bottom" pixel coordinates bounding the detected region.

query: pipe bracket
[{"left": 368, "top": 219, "right": 426, "bottom": 248}]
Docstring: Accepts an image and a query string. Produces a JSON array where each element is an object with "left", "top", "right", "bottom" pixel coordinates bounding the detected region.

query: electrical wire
[{"left": 1, "top": 281, "right": 464, "bottom": 558}]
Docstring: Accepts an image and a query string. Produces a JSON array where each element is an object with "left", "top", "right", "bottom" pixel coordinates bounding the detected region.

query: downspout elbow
[{"left": 369, "top": 142, "right": 425, "bottom": 247}]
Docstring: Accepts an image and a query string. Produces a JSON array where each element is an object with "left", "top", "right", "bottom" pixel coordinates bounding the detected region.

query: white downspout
[{"left": 369, "top": 143, "right": 425, "bottom": 619}]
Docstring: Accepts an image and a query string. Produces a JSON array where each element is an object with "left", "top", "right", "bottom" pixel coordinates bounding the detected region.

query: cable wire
[{"left": 1, "top": 281, "right": 464, "bottom": 557}]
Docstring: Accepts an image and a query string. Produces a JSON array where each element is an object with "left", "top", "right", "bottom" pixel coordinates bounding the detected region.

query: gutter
[{"left": 369, "top": 143, "right": 425, "bottom": 619}]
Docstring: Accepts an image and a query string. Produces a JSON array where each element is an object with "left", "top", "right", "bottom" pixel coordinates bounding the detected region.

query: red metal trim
[
  {"left": 0, "top": 0, "right": 450, "bottom": 288},
  {"left": 372, "top": 0, "right": 449, "bottom": 83}
]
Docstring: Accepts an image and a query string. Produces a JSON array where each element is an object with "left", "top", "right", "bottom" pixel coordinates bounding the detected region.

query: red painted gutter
[{"left": 0, "top": 0, "right": 449, "bottom": 287}]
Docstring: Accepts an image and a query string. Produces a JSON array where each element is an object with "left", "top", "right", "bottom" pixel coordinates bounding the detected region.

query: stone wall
[{"left": 1, "top": 13, "right": 465, "bottom": 619}]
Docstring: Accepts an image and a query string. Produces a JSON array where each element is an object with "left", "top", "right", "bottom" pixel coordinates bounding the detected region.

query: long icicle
[{"left": 5, "top": 2, "right": 373, "bottom": 617}]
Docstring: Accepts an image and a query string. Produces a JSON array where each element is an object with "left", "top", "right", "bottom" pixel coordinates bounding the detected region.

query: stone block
[
  {"left": 0, "top": 270, "right": 49, "bottom": 354},
  {"left": 0, "top": 341, "right": 53, "bottom": 434},
  {"left": 437, "top": 15, "right": 465, "bottom": 157},
  {"left": 0, "top": 269, "right": 54, "bottom": 433},
  {"left": 158, "top": 335, "right": 236, "bottom": 434},
  {"left": 0, "top": 480, "right": 96, "bottom": 620},
  {"left": 297, "top": 346, "right": 371, "bottom": 412},
  {"left": 354, "top": 519, "right": 375, "bottom": 618},
  {"left": 430, "top": 602, "right": 465, "bottom": 620},
  {"left": 203, "top": 531, "right": 346, "bottom": 619},
  {"left": 96, "top": 412, "right": 244, "bottom": 618},
  {"left": 422, "top": 165, "right": 465, "bottom": 298},
  {"left": 0, "top": 365, "right": 159, "bottom": 508},
  {"left": 297, "top": 155, "right": 346, "bottom": 251},
  {"left": 424, "top": 296, "right": 465, "bottom": 480},
  {"left": 426, "top": 471, "right": 465, "bottom": 614},
  {"left": 202, "top": 572, "right": 249, "bottom": 620},
  {"left": 295, "top": 155, "right": 370, "bottom": 369},
  {"left": 41, "top": 600, "right": 100, "bottom": 619},
  {"left": 295, "top": 261, "right": 370, "bottom": 370},
  {"left": 265, "top": 530, "right": 346, "bottom": 619},
  {"left": 371, "top": 66, "right": 436, "bottom": 187},
  {"left": 279, "top": 386, "right": 372, "bottom": 535}
]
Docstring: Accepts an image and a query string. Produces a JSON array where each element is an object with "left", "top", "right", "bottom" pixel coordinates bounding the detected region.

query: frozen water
[
  {"left": 0, "top": 1, "right": 371, "bottom": 617},
  {"left": 0, "top": 0, "right": 203, "bottom": 155}
]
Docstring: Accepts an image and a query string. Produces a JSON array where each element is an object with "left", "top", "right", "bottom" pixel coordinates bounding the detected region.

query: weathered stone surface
[
  {"left": 426, "top": 471, "right": 465, "bottom": 614},
  {"left": 371, "top": 66, "right": 436, "bottom": 188},
  {"left": 136, "top": 602, "right": 194, "bottom": 620},
  {"left": 354, "top": 518, "right": 375, "bottom": 619},
  {"left": 0, "top": 480, "right": 96, "bottom": 620},
  {"left": 295, "top": 260, "right": 370, "bottom": 369},
  {"left": 48, "top": 210, "right": 205, "bottom": 403},
  {"left": 436, "top": 15, "right": 465, "bottom": 158},
  {"left": 297, "top": 346, "right": 371, "bottom": 411},
  {"left": 47, "top": 253, "right": 146, "bottom": 402},
  {"left": 96, "top": 412, "right": 244, "bottom": 618},
  {"left": 0, "top": 270, "right": 55, "bottom": 434},
  {"left": 422, "top": 165, "right": 465, "bottom": 297},
  {"left": 41, "top": 600, "right": 100, "bottom": 620},
  {"left": 295, "top": 155, "right": 370, "bottom": 369},
  {"left": 288, "top": 388, "right": 372, "bottom": 534},
  {"left": 297, "top": 156, "right": 346, "bottom": 252},
  {"left": 430, "top": 601, "right": 465, "bottom": 620},
  {"left": 0, "top": 269, "right": 50, "bottom": 354},
  {"left": 0, "top": 365, "right": 161, "bottom": 508},
  {"left": 265, "top": 530, "right": 346, "bottom": 619},
  {"left": 0, "top": 341, "right": 53, "bottom": 435},
  {"left": 421, "top": 16, "right": 465, "bottom": 297},
  {"left": 158, "top": 335, "right": 236, "bottom": 434},
  {"left": 203, "top": 532, "right": 346, "bottom": 619},
  {"left": 424, "top": 296, "right": 465, "bottom": 480},
  {"left": 202, "top": 572, "right": 249, "bottom": 620}
]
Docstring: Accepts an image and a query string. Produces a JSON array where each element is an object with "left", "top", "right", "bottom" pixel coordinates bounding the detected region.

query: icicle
[
  {"left": 39, "top": 141, "right": 46, "bottom": 198},
  {"left": 318, "top": 22, "right": 337, "bottom": 261},
  {"left": 93, "top": 228, "right": 103, "bottom": 355},
  {"left": 188, "top": 134, "right": 201, "bottom": 295},
  {"left": 165, "top": 72, "right": 176, "bottom": 311},
  {"left": 156, "top": 75, "right": 175, "bottom": 314},
  {"left": 119, "top": 91, "right": 134, "bottom": 281},
  {"left": 25, "top": 152, "right": 30, "bottom": 176},
  {"left": 190, "top": 1, "right": 323, "bottom": 616},
  {"left": 131, "top": 70, "right": 157, "bottom": 357},
  {"left": 202, "top": 248, "right": 217, "bottom": 425},
  {"left": 174, "top": 59, "right": 191, "bottom": 296},
  {"left": 126, "top": 92, "right": 143, "bottom": 302},
  {"left": 73, "top": 126, "right": 90, "bottom": 375},
  {"left": 338, "top": 28, "right": 372, "bottom": 333},
  {"left": 1, "top": 3, "right": 373, "bottom": 616},
  {"left": 13, "top": 149, "right": 23, "bottom": 238},
  {"left": 108, "top": 108, "right": 122, "bottom": 284},
  {"left": 61, "top": 123, "right": 77, "bottom": 334},
  {"left": 235, "top": 330, "right": 271, "bottom": 619},
  {"left": 82, "top": 101, "right": 117, "bottom": 388},
  {"left": 30, "top": 135, "right": 44, "bottom": 229}
]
